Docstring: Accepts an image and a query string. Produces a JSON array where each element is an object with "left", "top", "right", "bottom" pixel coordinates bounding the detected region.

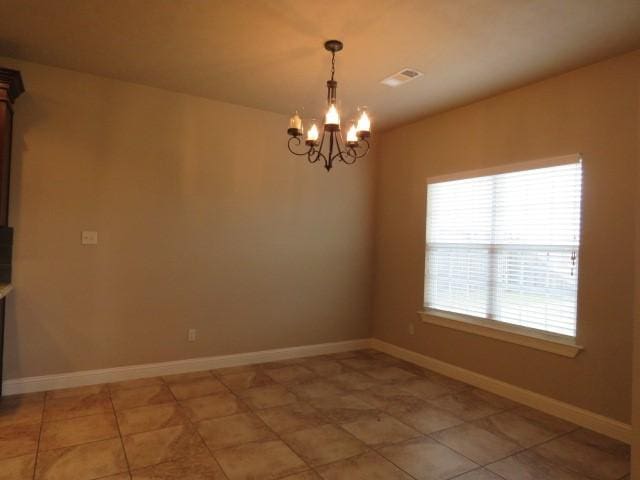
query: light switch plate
[{"left": 81, "top": 231, "right": 98, "bottom": 245}]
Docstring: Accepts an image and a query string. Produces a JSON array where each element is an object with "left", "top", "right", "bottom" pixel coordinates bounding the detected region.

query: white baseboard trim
[
  {"left": 370, "top": 338, "right": 632, "bottom": 444},
  {"left": 1, "top": 338, "right": 370, "bottom": 396},
  {"left": 4, "top": 336, "right": 630, "bottom": 445}
]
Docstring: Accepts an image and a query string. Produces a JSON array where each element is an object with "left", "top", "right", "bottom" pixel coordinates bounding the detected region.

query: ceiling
[{"left": 0, "top": 0, "right": 639, "bottom": 130}]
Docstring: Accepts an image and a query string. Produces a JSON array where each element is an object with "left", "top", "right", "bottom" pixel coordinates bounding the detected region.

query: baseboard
[
  {"left": 1, "top": 338, "right": 370, "bottom": 396},
  {"left": 370, "top": 338, "right": 632, "bottom": 444},
  {"left": 4, "top": 336, "right": 631, "bottom": 445}
]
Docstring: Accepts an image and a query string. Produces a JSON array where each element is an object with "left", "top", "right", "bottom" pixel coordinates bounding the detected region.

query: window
[{"left": 424, "top": 156, "right": 582, "bottom": 338}]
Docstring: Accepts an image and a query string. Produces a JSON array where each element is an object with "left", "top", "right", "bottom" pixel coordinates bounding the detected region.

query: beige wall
[
  {"left": 373, "top": 51, "right": 640, "bottom": 423},
  {"left": 1, "top": 57, "right": 375, "bottom": 379}
]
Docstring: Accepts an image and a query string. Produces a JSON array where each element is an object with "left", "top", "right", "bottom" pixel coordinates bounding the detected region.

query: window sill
[{"left": 417, "top": 309, "right": 583, "bottom": 358}]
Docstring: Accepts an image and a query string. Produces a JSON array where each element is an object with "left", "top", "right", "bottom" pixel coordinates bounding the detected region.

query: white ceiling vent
[{"left": 381, "top": 68, "right": 424, "bottom": 87}]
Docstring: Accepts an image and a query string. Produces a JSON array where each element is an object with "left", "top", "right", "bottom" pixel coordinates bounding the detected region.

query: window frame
[{"left": 420, "top": 154, "right": 584, "bottom": 358}]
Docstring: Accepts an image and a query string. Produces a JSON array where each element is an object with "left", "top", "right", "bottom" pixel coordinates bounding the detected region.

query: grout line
[
  {"left": 107, "top": 384, "right": 133, "bottom": 477},
  {"left": 31, "top": 399, "right": 46, "bottom": 480}
]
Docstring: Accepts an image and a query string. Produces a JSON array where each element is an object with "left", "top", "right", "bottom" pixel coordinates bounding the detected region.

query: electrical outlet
[
  {"left": 408, "top": 322, "right": 415, "bottom": 335},
  {"left": 81, "top": 230, "right": 98, "bottom": 245},
  {"left": 188, "top": 329, "right": 196, "bottom": 342}
]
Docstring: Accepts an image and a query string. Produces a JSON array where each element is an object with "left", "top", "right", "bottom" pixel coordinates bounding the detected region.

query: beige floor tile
[
  {"left": 211, "top": 364, "right": 259, "bottom": 376},
  {"left": 533, "top": 429, "right": 630, "bottom": 480},
  {"left": 353, "top": 385, "right": 423, "bottom": 410},
  {"left": 426, "top": 391, "right": 502, "bottom": 421},
  {"left": 308, "top": 394, "right": 380, "bottom": 423},
  {"left": 386, "top": 398, "right": 464, "bottom": 434},
  {"left": 214, "top": 439, "right": 307, "bottom": 480},
  {"left": 239, "top": 384, "right": 297, "bottom": 410},
  {"left": 368, "top": 352, "right": 405, "bottom": 365},
  {"left": 566, "top": 428, "right": 630, "bottom": 457},
  {"left": 422, "top": 371, "right": 471, "bottom": 392},
  {"left": 258, "top": 359, "right": 305, "bottom": 370},
  {"left": 288, "top": 379, "right": 347, "bottom": 400},
  {"left": 219, "top": 371, "right": 275, "bottom": 392},
  {"left": 281, "top": 424, "right": 367, "bottom": 466},
  {"left": 511, "top": 406, "right": 577, "bottom": 435},
  {"left": 1, "top": 392, "right": 46, "bottom": 403},
  {"left": 390, "top": 359, "right": 431, "bottom": 376},
  {"left": 43, "top": 392, "right": 113, "bottom": 421},
  {"left": 35, "top": 437, "right": 127, "bottom": 480},
  {"left": 162, "top": 370, "right": 212, "bottom": 384},
  {"left": 431, "top": 422, "right": 522, "bottom": 465},
  {"left": 265, "top": 365, "right": 316, "bottom": 384},
  {"left": 487, "top": 450, "right": 593, "bottom": 479},
  {"left": 45, "top": 384, "right": 109, "bottom": 400},
  {"left": 0, "top": 453, "right": 36, "bottom": 480},
  {"left": 315, "top": 451, "right": 413, "bottom": 479},
  {"left": 327, "top": 351, "right": 361, "bottom": 360},
  {"left": 197, "top": 412, "right": 275, "bottom": 451},
  {"left": 341, "top": 414, "right": 421, "bottom": 447},
  {"left": 339, "top": 357, "right": 386, "bottom": 371},
  {"left": 364, "top": 366, "right": 418, "bottom": 383},
  {"left": 130, "top": 452, "right": 227, "bottom": 479},
  {"left": 123, "top": 423, "right": 207, "bottom": 470},
  {"left": 256, "top": 402, "right": 328, "bottom": 434},
  {"left": 279, "top": 471, "right": 322, "bottom": 480},
  {"left": 474, "top": 411, "right": 566, "bottom": 448},
  {"left": 300, "top": 359, "right": 347, "bottom": 377},
  {"left": 109, "top": 377, "right": 164, "bottom": 392},
  {"left": 0, "top": 396, "right": 44, "bottom": 427},
  {"left": 329, "top": 371, "right": 381, "bottom": 391},
  {"left": 396, "top": 377, "right": 452, "bottom": 400},
  {"left": 112, "top": 385, "right": 175, "bottom": 411},
  {"left": 453, "top": 468, "right": 504, "bottom": 480},
  {"left": 40, "top": 413, "right": 119, "bottom": 451},
  {"left": 379, "top": 437, "right": 478, "bottom": 480},
  {"left": 116, "top": 402, "right": 189, "bottom": 436},
  {"left": 0, "top": 422, "right": 40, "bottom": 460},
  {"left": 470, "top": 389, "right": 520, "bottom": 410},
  {"left": 180, "top": 392, "right": 246, "bottom": 422},
  {"left": 168, "top": 377, "right": 228, "bottom": 401}
]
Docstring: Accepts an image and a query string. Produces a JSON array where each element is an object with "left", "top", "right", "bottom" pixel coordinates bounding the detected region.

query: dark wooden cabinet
[{"left": 0, "top": 68, "right": 23, "bottom": 395}]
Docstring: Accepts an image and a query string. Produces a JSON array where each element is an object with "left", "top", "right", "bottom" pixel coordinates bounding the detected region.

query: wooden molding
[{"left": 0, "top": 67, "right": 25, "bottom": 103}]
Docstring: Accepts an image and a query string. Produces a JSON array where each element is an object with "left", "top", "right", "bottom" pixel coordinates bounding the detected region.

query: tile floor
[{"left": 0, "top": 349, "right": 631, "bottom": 480}]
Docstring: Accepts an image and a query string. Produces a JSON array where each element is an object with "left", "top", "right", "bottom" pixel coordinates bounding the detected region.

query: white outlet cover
[{"left": 81, "top": 231, "right": 98, "bottom": 245}]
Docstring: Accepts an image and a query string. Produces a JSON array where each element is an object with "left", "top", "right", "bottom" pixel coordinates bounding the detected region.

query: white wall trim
[
  {"left": 4, "top": 336, "right": 630, "bottom": 445},
  {"left": 370, "top": 338, "right": 632, "bottom": 444},
  {"left": 418, "top": 310, "right": 583, "bottom": 358},
  {"left": 1, "top": 338, "right": 370, "bottom": 396}
]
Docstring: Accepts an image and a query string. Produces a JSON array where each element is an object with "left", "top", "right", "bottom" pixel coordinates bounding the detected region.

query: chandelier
[{"left": 287, "top": 40, "right": 371, "bottom": 171}]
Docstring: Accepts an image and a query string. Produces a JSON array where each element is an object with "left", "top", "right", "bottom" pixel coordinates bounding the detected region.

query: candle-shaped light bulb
[
  {"left": 347, "top": 124, "right": 358, "bottom": 143},
  {"left": 325, "top": 104, "right": 340, "bottom": 126},
  {"left": 289, "top": 111, "right": 302, "bottom": 130},
  {"left": 356, "top": 109, "right": 371, "bottom": 134},
  {"left": 307, "top": 123, "right": 319, "bottom": 142}
]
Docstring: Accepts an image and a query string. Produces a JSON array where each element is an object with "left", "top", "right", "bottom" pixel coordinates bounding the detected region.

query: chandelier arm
[
  {"left": 346, "top": 138, "right": 370, "bottom": 161},
  {"left": 330, "top": 131, "right": 349, "bottom": 164},
  {"left": 335, "top": 132, "right": 359, "bottom": 164},
  {"left": 287, "top": 136, "right": 313, "bottom": 156},
  {"left": 352, "top": 138, "right": 370, "bottom": 159},
  {"left": 309, "top": 130, "right": 327, "bottom": 164}
]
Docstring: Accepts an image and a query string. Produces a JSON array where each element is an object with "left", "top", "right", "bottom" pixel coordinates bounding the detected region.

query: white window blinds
[{"left": 425, "top": 158, "right": 582, "bottom": 337}]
